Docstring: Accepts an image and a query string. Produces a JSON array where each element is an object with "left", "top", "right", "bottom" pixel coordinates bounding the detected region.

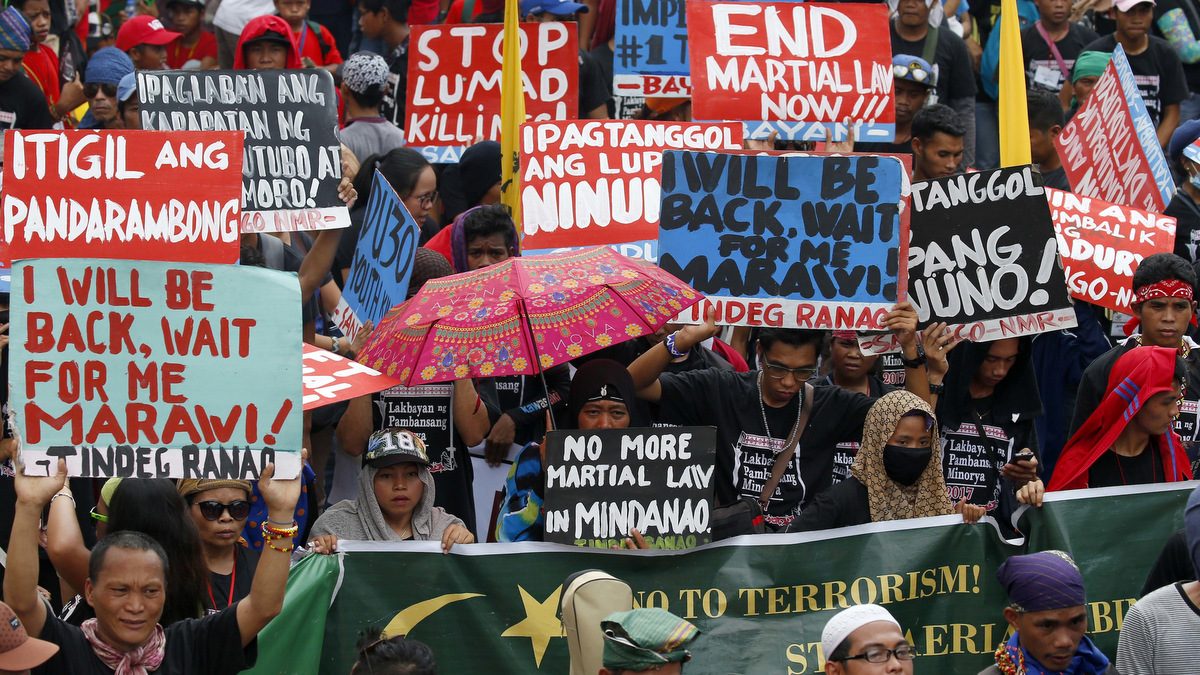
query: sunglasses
[
  {"left": 195, "top": 500, "right": 252, "bottom": 521},
  {"left": 84, "top": 82, "right": 119, "bottom": 99},
  {"left": 893, "top": 62, "right": 931, "bottom": 82}
]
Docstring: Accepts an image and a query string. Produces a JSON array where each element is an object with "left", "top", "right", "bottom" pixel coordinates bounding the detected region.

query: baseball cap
[
  {"left": 116, "top": 15, "right": 181, "bottom": 51},
  {"left": 165, "top": 0, "right": 206, "bottom": 8},
  {"left": 117, "top": 72, "right": 137, "bottom": 102},
  {"left": 364, "top": 429, "right": 430, "bottom": 469},
  {"left": 1113, "top": 0, "right": 1155, "bottom": 10},
  {"left": 0, "top": 602, "right": 58, "bottom": 670},
  {"left": 242, "top": 29, "right": 293, "bottom": 48},
  {"left": 893, "top": 54, "right": 937, "bottom": 89},
  {"left": 520, "top": 0, "right": 588, "bottom": 16},
  {"left": 1169, "top": 118, "right": 1200, "bottom": 163}
]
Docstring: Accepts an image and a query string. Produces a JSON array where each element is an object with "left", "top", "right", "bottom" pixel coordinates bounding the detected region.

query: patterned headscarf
[
  {"left": 0, "top": 6, "right": 32, "bottom": 52},
  {"left": 341, "top": 51, "right": 390, "bottom": 95},
  {"left": 851, "top": 390, "right": 954, "bottom": 522}
]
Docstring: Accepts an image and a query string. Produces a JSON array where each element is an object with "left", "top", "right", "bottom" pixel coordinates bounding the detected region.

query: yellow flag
[
  {"left": 500, "top": 0, "right": 525, "bottom": 230},
  {"left": 998, "top": 0, "right": 1031, "bottom": 167}
]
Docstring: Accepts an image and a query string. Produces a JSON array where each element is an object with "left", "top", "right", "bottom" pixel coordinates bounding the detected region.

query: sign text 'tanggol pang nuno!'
[
  {"left": 406, "top": 23, "right": 579, "bottom": 163},
  {"left": 908, "top": 166, "right": 1076, "bottom": 342},
  {"left": 12, "top": 259, "right": 303, "bottom": 479},
  {"left": 1047, "top": 188, "right": 1176, "bottom": 314},
  {"left": 136, "top": 70, "right": 349, "bottom": 233},
  {"left": 687, "top": 1, "right": 895, "bottom": 142},
  {"left": 659, "top": 151, "right": 905, "bottom": 329},
  {"left": 2, "top": 130, "right": 242, "bottom": 265},
  {"left": 519, "top": 121, "right": 743, "bottom": 258}
]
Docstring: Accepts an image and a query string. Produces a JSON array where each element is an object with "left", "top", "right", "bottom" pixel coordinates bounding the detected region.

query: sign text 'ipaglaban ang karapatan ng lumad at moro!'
[{"left": 11, "top": 259, "right": 304, "bottom": 479}]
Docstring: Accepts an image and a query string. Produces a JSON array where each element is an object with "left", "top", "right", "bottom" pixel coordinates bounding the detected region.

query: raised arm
[
  {"left": 5, "top": 456, "right": 69, "bottom": 640},
  {"left": 237, "top": 452, "right": 306, "bottom": 647},
  {"left": 454, "top": 379, "right": 491, "bottom": 447},
  {"left": 45, "top": 482, "right": 91, "bottom": 594},
  {"left": 628, "top": 309, "right": 718, "bottom": 402},
  {"left": 886, "top": 302, "right": 933, "bottom": 406}
]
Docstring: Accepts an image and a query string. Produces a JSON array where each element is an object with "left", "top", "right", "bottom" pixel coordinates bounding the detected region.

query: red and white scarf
[{"left": 81, "top": 619, "right": 166, "bottom": 675}]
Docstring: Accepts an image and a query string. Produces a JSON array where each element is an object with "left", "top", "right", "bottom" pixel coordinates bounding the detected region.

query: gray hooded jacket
[{"left": 309, "top": 463, "right": 464, "bottom": 542}]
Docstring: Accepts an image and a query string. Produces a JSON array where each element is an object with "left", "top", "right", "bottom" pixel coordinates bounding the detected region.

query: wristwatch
[
  {"left": 899, "top": 342, "right": 926, "bottom": 368},
  {"left": 928, "top": 382, "right": 945, "bottom": 396}
]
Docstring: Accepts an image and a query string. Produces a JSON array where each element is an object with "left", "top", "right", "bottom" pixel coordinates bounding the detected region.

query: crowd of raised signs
[{"left": 6, "top": 0, "right": 1200, "bottom": 670}]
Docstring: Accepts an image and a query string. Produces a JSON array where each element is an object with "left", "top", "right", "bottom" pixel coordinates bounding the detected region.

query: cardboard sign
[
  {"left": 12, "top": 259, "right": 303, "bottom": 479},
  {"left": 375, "top": 383, "right": 454, "bottom": 461},
  {"left": 1047, "top": 188, "right": 1176, "bottom": 314},
  {"left": 519, "top": 121, "right": 743, "bottom": 258},
  {"left": 137, "top": 70, "right": 349, "bottom": 233},
  {"left": 908, "top": 166, "right": 1076, "bottom": 341},
  {"left": 543, "top": 426, "right": 717, "bottom": 549},
  {"left": 613, "top": 0, "right": 693, "bottom": 98},
  {"left": 302, "top": 343, "right": 401, "bottom": 410},
  {"left": 2, "top": 130, "right": 242, "bottom": 264},
  {"left": 334, "top": 170, "right": 419, "bottom": 339},
  {"left": 406, "top": 23, "right": 579, "bottom": 163},
  {"left": 1055, "top": 46, "right": 1175, "bottom": 213},
  {"left": 659, "top": 151, "right": 905, "bottom": 329},
  {"left": 687, "top": 1, "right": 895, "bottom": 142}
]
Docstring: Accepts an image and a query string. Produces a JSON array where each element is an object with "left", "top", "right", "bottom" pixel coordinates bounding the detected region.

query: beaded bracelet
[{"left": 262, "top": 520, "right": 299, "bottom": 537}]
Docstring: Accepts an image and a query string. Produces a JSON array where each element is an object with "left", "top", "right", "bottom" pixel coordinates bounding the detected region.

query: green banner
[{"left": 251, "top": 483, "right": 1193, "bottom": 674}]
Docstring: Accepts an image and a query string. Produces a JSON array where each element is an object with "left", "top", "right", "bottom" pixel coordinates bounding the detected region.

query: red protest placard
[
  {"left": 686, "top": 2, "right": 894, "bottom": 132},
  {"left": 519, "top": 121, "right": 744, "bottom": 254},
  {"left": 2, "top": 130, "right": 243, "bottom": 265},
  {"left": 302, "top": 343, "right": 401, "bottom": 410},
  {"left": 1047, "top": 188, "right": 1176, "bottom": 314},
  {"left": 406, "top": 23, "right": 579, "bottom": 156}
]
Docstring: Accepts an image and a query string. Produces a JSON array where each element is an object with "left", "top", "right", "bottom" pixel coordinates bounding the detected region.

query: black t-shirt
[
  {"left": 657, "top": 369, "right": 875, "bottom": 528},
  {"left": 1165, "top": 188, "right": 1200, "bottom": 264},
  {"left": 786, "top": 475, "right": 872, "bottom": 532},
  {"left": 890, "top": 22, "right": 978, "bottom": 102},
  {"left": 371, "top": 383, "right": 477, "bottom": 534},
  {"left": 0, "top": 74, "right": 56, "bottom": 169},
  {"left": 1154, "top": 0, "right": 1200, "bottom": 91},
  {"left": 578, "top": 48, "right": 613, "bottom": 118},
  {"left": 1087, "top": 445, "right": 1166, "bottom": 487},
  {"left": 940, "top": 403, "right": 1011, "bottom": 511},
  {"left": 856, "top": 139, "right": 915, "bottom": 159},
  {"left": 381, "top": 38, "right": 410, "bottom": 130},
  {"left": 1081, "top": 34, "right": 1188, "bottom": 126},
  {"left": 813, "top": 376, "right": 895, "bottom": 483},
  {"left": 1042, "top": 166, "right": 1072, "bottom": 191},
  {"left": 591, "top": 42, "right": 644, "bottom": 120},
  {"left": 35, "top": 603, "right": 257, "bottom": 674},
  {"left": 205, "top": 546, "right": 259, "bottom": 613},
  {"left": 1022, "top": 22, "right": 1101, "bottom": 93},
  {"left": 1141, "top": 529, "right": 1194, "bottom": 595}
]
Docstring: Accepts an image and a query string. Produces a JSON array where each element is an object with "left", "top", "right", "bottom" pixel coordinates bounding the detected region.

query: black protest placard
[
  {"left": 908, "top": 166, "right": 1076, "bottom": 341},
  {"left": 543, "top": 427, "right": 717, "bottom": 549},
  {"left": 137, "top": 70, "right": 349, "bottom": 233}
]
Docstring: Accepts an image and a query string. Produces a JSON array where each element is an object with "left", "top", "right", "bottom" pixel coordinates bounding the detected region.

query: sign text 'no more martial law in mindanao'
[
  {"left": 12, "top": 259, "right": 304, "bottom": 480},
  {"left": 659, "top": 151, "right": 905, "bottom": 330},
  {"left": 136, "top": 69, "right": 349, "bottom": 233}
]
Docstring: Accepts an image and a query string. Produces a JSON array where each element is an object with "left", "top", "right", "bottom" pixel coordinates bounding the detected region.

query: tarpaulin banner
[
  {"left": 302, "top": 343, "right": 400, "bottom": 411},
  {"left": 245, "top": 483, "right": 1193, "bottom": 675},
  {"left": 334, "top": 170, "right": 419, "bottom": 339},
  {"left": 908, "top": 165, "right": 1076, "bottom": 341},
  {"left": 658, "top": 151, "right": 905, "bottom": 329},
  {"left": 12, "top": 259, "right": 304, "bottom": 479},
  {"left": 542, "top": 426, "right": 718, "bottom": 549},
  {"left": 613, "top": 0, "right": 693, "bottom": 98},
  {"left": 686, "top": 1, "right": 895, "bottom": 142},
  {"left": 1055, "top": 45, "right": 1175, "bottom": 213},
  {"left": 1047, "top": 187, "right": 1176, "bottom": 314},
  {"left": 137, "top": 69, "right": 349, "bottom": 233},
  {"left": 1, "top": 130, "right": 243, "bottom": 264},
  {"left": 519, "top": 121, "right": 743, "bottom": 258},
  {"left": 406, "top": 23, "right": 579, "bottom": 162}
]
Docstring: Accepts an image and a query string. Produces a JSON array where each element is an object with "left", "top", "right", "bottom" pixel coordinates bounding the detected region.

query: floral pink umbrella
[{"left": 356, "top": 246, "right": 703, "bottom": 386}]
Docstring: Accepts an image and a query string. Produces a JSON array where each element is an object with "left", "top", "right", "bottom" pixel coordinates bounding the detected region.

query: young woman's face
[
  {"left": 1134, "top": 383, "right": 1183, "bottom": 436},
  {"left": 373, "top": 463, "right": 424, "bottom": 521},
  {"left": 465, "top": 233, "right": 510, "bottom": 271},
  {"left": 886, "top": 415, "right": 932, "bottom": 448},
  {"left": 23, "top": 0, "right": 53, "bottom": 43},
  {"left": 401, "top": 166, "right": 437, "bottom": 222}
]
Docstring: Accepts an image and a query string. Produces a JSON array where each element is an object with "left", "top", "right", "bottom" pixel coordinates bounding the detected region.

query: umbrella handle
[{"left": 520, "top": 298, "right": 559, "bottom": 432}]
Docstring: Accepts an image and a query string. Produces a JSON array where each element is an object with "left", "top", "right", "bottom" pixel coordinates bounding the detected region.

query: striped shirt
[{"left": 1117, "top": 582, "right": 1200, "bottom": 675}]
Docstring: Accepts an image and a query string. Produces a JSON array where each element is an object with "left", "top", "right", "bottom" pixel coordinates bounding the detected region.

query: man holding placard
[{"left": 628, "top": 307, "right": 932, "bottom": 529}]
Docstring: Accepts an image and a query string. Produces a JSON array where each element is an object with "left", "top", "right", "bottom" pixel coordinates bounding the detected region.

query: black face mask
[{"left": 883, "top": 445, "right": 933, "bottom": 486}]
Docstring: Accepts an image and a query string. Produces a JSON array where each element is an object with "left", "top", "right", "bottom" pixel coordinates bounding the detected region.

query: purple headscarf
[{"left": 996, "top": 550, "right": 1087, "bottom": 612}]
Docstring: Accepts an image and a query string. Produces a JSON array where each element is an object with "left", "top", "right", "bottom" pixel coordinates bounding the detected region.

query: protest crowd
[{"left": 5, "top": 0, "right": 1200, "bottom": 668}]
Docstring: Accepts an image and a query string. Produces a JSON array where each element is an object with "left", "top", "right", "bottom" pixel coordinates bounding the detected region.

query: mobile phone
[{"left": 1013, "top": 450, "right": 1035, "bottom": 463}]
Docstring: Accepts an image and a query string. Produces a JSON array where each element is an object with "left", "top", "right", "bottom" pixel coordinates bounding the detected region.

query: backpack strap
[
  {"left": 757, "top": 383, "right": 814, "bottom": 509},
  {"left": 306, "top": 20, "right": 331, "bottom": 59}
]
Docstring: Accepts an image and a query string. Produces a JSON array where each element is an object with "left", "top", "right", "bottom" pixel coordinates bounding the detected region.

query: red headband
[{"left": 1134, "top": 279, "right": 1194, "bottom": 305}]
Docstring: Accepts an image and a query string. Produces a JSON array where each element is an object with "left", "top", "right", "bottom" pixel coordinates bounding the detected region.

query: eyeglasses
[
  {"left": 195, "top": 500, "right": 253, "bottom": 521},
  {"left": 411, "top": 190, "right": 438, "bottom": 207},
  {"left": 90, "top": 507, "right": 108, "bottom": 523},
  {"left": 893, "top": 62, "right": 931, "bottom": 83},
  {"left": 763, "top": 360, "right": 820, "bottom": 381},
  {"left": 841, "top": 646, "right": 918, "bottom": 663},
  {"left": 83, "top": 82, "right": 119, "bottom": 99}
]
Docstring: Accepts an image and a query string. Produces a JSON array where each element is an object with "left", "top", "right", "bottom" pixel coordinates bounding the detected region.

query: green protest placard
[{"left": 247, "top": 483, "right": 1192, "bottom": 674}]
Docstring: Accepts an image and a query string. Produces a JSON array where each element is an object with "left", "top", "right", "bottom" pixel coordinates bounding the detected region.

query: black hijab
[{"left": 567, "top": 359, "right": 649, "bottom": 429}]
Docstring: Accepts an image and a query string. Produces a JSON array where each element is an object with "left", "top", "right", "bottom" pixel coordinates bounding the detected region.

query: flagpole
[{"left": 500, "top": 0, "right": 524, "bottom": 233}]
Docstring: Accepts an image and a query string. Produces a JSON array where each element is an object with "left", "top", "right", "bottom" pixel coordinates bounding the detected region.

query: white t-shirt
[{"left": 213, "top": 0, "right": 277, "bottom": 35}]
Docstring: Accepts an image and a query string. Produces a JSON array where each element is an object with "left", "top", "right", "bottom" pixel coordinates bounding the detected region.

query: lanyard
[
  {"left": 207, "top": 559, "right": 236, "bottom": 611},
  {"left": 1034, "top": 21, "right": 1070, "bottom": 81},
  {"left": 298, "top": 25, "right": 308, "bottom": 58}
]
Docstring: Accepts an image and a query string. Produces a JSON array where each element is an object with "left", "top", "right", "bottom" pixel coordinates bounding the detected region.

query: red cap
[
  {"left": 116, "top": 15, "right": 180, "bottom": 51},
  {"left": 0, "top": 602, "right": 58, "bottom": 670}
]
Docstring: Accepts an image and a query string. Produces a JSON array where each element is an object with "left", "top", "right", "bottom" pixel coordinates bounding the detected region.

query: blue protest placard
[
  {"left": 658, "top": 151, "right": 904, "bottom": 329},
  {"left": 613, "top": 0, "right": 692, "bottom": 98},
  {"left": 1111, "top": 45, "right": 1175, "bottom": 209},
  {"left": 334, "top": 170, "right": 419, "bottom": 338},
  {"left": 11, "top": 259, "right": 304, "bottom": 479}
]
